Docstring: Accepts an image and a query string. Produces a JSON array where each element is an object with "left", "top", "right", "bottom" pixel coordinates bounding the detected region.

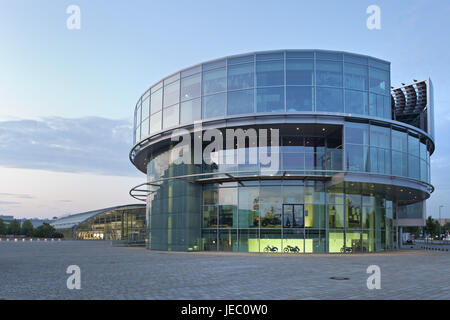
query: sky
[{"left": 0, "top": 0, "right": 449, "bottom": 219}]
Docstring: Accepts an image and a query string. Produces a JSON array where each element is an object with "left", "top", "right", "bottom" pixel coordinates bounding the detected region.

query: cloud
[
  {"left": 0, "top": 193, "right": 34, "bottom": 199},
  {"left": 0, "top": 201, "right": 20, "bottom": 205},
  {"left": 0, "top": 117, "right": 140, "bottom": 176}
]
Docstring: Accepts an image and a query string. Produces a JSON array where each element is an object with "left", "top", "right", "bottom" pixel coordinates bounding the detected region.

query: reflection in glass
[
  {"left": 228, "top": 89, "right": 254, "bottom": 115},
  {"left": 151, "top": 89, "right": 163, "bottom": 114},
  {"left": 180, "top": 98, "right": 201, "bottom": 124},
  {"left": 256, "top": 87, "right": 284, "bottom": 113},
  {"left": 369, "top": 68, "right": 389, "bottom": 95},
  {"left": 316, "top": 60, "right": 343, "bottom": 87},
  {"left": 256, "top": 60, "right": 284, "bottom": 87},
  {"left": 316, "top": 87, "right": 343, "bottom": 112},
  {"left": 163, "top": 104, "right": 179, "bottom": 129},
  {"left": 228, "top": 63, "right": 254, "bottom": 90},
  {"left": 202, "top": 68, "right": 226, "bottom": 95},
  {"left": 149, "top": 111, "right": 162, "bottom": 134},
  {"left": 202, "top": 93, "right": 226, "bottom": 118},
  {"left": 344, "top": 63, "right": 368, "bottom": 90},
  {"left": 181, "top": 73, "right": 201, "bottom": 101},
  {"left": 345, "top": 90, "right": 368, "bottom": 115},
  {"left": 286, "top": 86, "right": 314, "bottom": 111},
  {"left": 286, "top": 59, "right": 314, "bottom": 85}
]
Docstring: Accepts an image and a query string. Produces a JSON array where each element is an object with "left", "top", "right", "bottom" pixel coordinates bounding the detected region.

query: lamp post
[{"left": 439, "top": 205, "right": 444, "bottom": 240}]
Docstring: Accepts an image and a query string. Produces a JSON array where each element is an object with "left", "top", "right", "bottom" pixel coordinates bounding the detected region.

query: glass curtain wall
[
  {"left": 200, "top": 181, "right": 396, "bottom": 253},
  {"left": 134, "top": 50, "right": 393, "bottom": 144}
]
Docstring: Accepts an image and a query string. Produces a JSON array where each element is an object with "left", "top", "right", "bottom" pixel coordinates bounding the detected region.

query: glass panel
[
  {"left": 408, "top": 155, "right": 420, "bottom": 180},
  {"left": 286, "top": 51, "right": 314, "bottom": 59},
  {"left": 286, "top": 86, "right": 313, "bottom": 112},
  {"left": 181, "top": 65, "right": 201, "bottom": 78},
  {"left": 149, "top": 111, "right": 162, "bottom": 134},
  {"left": 203, "top": 188, "right": 218, "bottom": 205},
  {"left": 163, "top": 73, "right": 180, "bottom": 86},
  {"left": 328, "top": 205, "right": 344, "bottom": 228},
  {"left": 420, "top": 142, "right": 427, "bottom": 160},
  {"left": 135, "top": 125, "right": 140, "bottom": 142},
  {"left": 238, "top": 229, "right": 259, "bottom": 252},
  {"left": 344, "top": 63, "right": 368, "bottom": 90},
  {"left": 151, "top": 89, "right": 163, "bottom": 114},
  {"left": 218, "top": 205, "right": 237, "bottom": 228},
  {"left": 228, "top": 63, "right": 254, "bottom": 90},
  {"left": 346, "top": 144, "right": 369, "bottom": 172},
  {"left": 202, "top": 93, "right": 226, "bottom": 118},
  {"left": 345, "top": 122, "right": 369, "bottom": 145},
  {"left": 202, "top": 67, "right": 226, "bottom": 95},
  {"left": 316, "top": 87, "right": 343, "bottom": 112},
  {"left": 239, "top": 187, "right": 259, "bottom": 228},
  {"left": 151, "top": 81, "right": 162, "bottom": 93},
  {"left": 227, "top": 89, "right": 254, "bottom": 115},
  {"left": 344, "top": 54, "right": 368, "bottom": 65},
  {"left": 256, "top": 60, "right": 284, "bottom": 87},
  {"left": 369, "top": 58, "right": 390, "bottom": 71},
  {"left": 202, "top": 206, "right": 217, "bottom": 228},
  {"left": 316, "top": 52, "right": 342, "bottom": 60},
  {"left": 136, "top": 104, "right": 141, "bottom": 125},
  {"left": 392, "top": 129, "right": 407, "bottom": 152},
  {"left": 256, "top": 87, "right": 284, "bottom": 113},
  {"left": 141, "top": 119, "right": 149, "bottom": 139},
  {"left": 392, "top": 151, "right": 408, "bottom": 177},
  {"left": 181, "top": 73, "right": 201, "bottom": 102},
  {"left": 345, "top": 90, "right": 368, "bottom": 115},
  {"left": 228, "top": 54, "right": 254, "bottom": 65},
  {"left": 259, "top": 186, "right": 282, "bottom": 228},
  {"left": 316, "top": 60, "right": 343, "bottom": 87},
  {"left": 256, "top": 52, "right": 284, "bottom": 60},
  {"left": 180, "top": 98, "right": 201, "bottom": 124},
  {"left": 408, "top": 134, "right": 420, "bottom": 157},
  {"left": 162, "top": 104, "right": 179, "bottom": 129},
  {"left": 370, "top": 147, "right": 391, "bottom": 174},
  {"left": 141, "top": 97, "right": 150, "bottom": 120},
  {"left": 202, "top": 59, "right": 225, "bottom": 71},
  {"left": 163, "top": 80, "right": 180, "bottom": 107},
  {"left": 384, "top": 96, "right": 391, "bottom": 119},
  {"left": 218, "top": 229, "right": 237, "bottom": 251},
  {"left": 370, "top": 125, "right": 390, "bottom": 148},
  {"left": 369, "top": 93, "right": 377, "bottom": 117},
  {"left": 286, "top": 59, "right": 314, "bottom": 85},
  {"left": 369, "top": 68, "right": 390, "bottom": 95}
]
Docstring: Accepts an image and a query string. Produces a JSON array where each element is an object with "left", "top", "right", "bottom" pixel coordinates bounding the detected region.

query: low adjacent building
[{"left": 50, "top": 204, "right": 146, "bottom": 244}]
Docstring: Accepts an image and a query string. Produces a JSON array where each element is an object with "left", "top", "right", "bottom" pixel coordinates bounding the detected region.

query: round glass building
[{"left": 130, "top": 50, "right": 435, "bottom": 253}]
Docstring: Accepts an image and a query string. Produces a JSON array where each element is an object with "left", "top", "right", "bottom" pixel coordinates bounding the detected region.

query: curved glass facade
[
  {"left": 134, "top": 50, "right": 391, "bottom": 144},
  {"left": 131, "top": 50, "right": 434, "bottom": 253}
]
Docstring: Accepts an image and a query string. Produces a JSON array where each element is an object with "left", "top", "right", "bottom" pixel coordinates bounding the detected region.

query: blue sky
[{"left": 0, "top": 0, "right": 449, "bottom": 218}]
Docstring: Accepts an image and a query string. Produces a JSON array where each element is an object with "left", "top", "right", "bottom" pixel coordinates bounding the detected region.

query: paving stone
[{"left": 0, "top": 241, "right": 449, "bottom": 299}]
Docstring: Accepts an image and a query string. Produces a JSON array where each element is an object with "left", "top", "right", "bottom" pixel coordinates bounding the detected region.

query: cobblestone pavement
[{"left": 0, "top": 241, "right": 449, "bottom": 300}]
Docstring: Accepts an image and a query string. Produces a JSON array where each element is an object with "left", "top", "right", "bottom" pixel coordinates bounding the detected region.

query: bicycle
[
  {"left": 264, "top": 245, "right": 278, "bottom": 253},
  {"left": 284, "top": 245, "right": 300, "bottom": 253}
]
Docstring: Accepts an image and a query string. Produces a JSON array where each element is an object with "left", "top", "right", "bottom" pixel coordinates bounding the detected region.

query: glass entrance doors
[{"left": 283, "top": 204, "right": 304, "bottom": 228}]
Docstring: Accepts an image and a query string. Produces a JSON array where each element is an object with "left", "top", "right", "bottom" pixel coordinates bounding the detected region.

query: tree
[
  {"left": 0, "top": 219, "right": 6, "bottom": 235},
  {"left": 21, "top": 220, "right": 34, "bottom": 237},
  {"left": 32, "top": 223, "right": 63, "bottom": 238},
  {"left": 404, "top": 226, "right": 421, "bottom": 238},
  {"left": 7, "top": 219, "right": 21, "bottom": 235},
  {"left": 424, "top": 216, "right": 440, "bottom": 239}
]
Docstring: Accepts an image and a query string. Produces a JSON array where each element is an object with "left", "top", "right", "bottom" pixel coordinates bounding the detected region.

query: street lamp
[{"left": 439, "top": 205, "right": 444, "bottom": 240}]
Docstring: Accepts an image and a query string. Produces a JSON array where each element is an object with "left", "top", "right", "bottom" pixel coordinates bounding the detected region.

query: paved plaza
[{"left": 0, "top": 241, "right": 449, "bottom": 300}]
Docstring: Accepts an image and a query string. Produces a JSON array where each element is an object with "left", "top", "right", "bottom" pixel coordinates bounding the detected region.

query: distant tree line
[
  {"left": 0, "top": 218, "right": 63, "bottom": 238},
  {"left": 404, "top": 216, "right": 450, "bottom": 240}
]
